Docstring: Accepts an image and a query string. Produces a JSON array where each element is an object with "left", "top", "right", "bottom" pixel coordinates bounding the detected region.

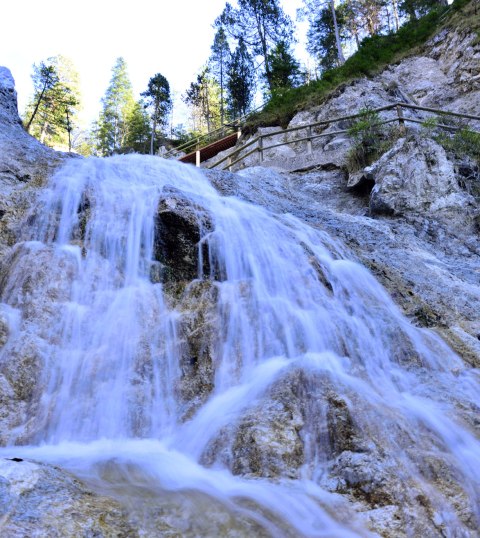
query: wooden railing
[
  {"left": 205, "top": 102, "right": 480, "bottom": 171},
  {"left": 164, "top": 102, "right": 267, "bottom": 160}
]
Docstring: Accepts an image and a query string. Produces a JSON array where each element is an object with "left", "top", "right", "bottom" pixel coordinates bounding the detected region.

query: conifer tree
[
  {"left": 210, "top": 27, "right": 231, "bottom": 126},
  {"left": 183, "top": 68, "right": 221, "bottom": 134},
  {"left": 25, "top": 56, "right": 81, "bottom": 149},
  {"left": 141, "top": 73, "right": 172, "bottom": 155},
  {"left": 216, "top": 0, "right": 294, "bottom": 92},
  {"left": 266, "top": 41, "right": 301, "bottom": 91},
  {"left": 306, "top": 3, "right": 348, "bottom": 70},
  {"left": 227, "top": 38, "right": 255, "bottom": 118},
  {"left": 124, "top": 100, "right": 151, "bottom": 154},
  {"left": 96, "top": 57, "right": 135, "bottom": 155}
]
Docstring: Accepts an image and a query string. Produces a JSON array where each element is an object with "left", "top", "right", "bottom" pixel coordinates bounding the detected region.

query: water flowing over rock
[
  {"left": 0, "top": 151, "right": 477, "bottom": 537},
  {"left": 1, "top": 29, "right": 480, "bottom": 536}
]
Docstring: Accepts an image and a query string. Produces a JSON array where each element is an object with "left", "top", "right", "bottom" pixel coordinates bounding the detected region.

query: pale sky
[{"left": 1, "top": 0, "right": 307, "bottom": 129}]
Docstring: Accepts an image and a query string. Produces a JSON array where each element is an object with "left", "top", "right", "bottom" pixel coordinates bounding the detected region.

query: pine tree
[
  {"left": 210, "top": 27, "right": 231, "bottom": 126},
  {"left": 265, "top": 41, "right": 301, "bottom": 91},
  {"left": 301, "top": 0, "right": 347, "bottom": 68},
  {"left": 216, "top": 0, "right": 294, "bottom": 92},
  {"left": 124, "top": 100, "right": 151, "bottom": 154},
  {"left": 24, "top": 56, "right": 81, "bottom": 150},
  {"left": 95, "top": 57, "right": 135, "bottom": 155},
  {"left": 227, "top": 37, "right": 255, "bottom": 118},
  {"left": 141, "top": 73, "right": 172, "bottom": 155},
  {"left": 400, "top": 0, "right": 446, "bottom": 20}
]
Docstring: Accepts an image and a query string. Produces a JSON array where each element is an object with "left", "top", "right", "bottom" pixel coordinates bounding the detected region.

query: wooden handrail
[
  {"left": 205, "top": 102, "right": 480, "bottom": 171},
  {"left": 165, "top": 101, "right": 267, "bottom": 158}
]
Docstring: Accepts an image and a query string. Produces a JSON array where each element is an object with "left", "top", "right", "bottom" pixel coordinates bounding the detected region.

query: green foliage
[
  {"left": 24, "top": 56, "right": 81, "bottom": 150},
  {"left": 124, "top": 101, "right": 151, "bottom": 154},
  {"left": 141, "top": 73, "right": 172, "bottom": 155},
  {"left": 210, "top": 27, "right": 231, "bottom": 125},
  {"left": 265, "top": 41, "right": 301, "bottom": 93},
  {"left": 95, "top": 57, "right": 136, "bottom": 155},
  {"left": 346, "top": 107, "right": 397, "bottom": 171},
  {"left": 435, "top": 128, "right": 480, "bottom": 163},
  {"left": 215, "top": 0, "right": 294, "bottom": 91},
  {"left": 248, "top": 0, "right": 463, "bottom": 130},
  {"left": 306, "top": 3, "right": 348, "bottom": 71},
  {"left": 183, "top": 68, "right": 222, "bottom": 134},
  {"left": 227, "top": 37, "right": 255, "bottom": 118}
]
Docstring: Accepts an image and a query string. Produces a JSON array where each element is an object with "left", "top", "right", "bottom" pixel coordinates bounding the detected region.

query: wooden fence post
[
  {"left": 307, "top": 125, "right": 313, "bottom": 155},
  {"left": 397, "top": 104, "right": 405, "bottom": 134},
  {"left": 258, "top": 136, "right": 263, "bottom": 163}
]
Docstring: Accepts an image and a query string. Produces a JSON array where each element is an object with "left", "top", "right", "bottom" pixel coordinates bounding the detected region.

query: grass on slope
[{"left": 246, "top": 0, "right": 479, "bottom": 131}]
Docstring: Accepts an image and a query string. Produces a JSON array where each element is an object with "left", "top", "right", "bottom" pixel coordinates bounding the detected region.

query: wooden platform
[{"left": 179, "top": 132, "right": 239, "bottom": 165}]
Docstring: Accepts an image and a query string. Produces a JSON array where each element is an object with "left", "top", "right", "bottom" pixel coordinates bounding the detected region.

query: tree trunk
[
  {"left": 392, "top": 0, "right": 400, "bottom": 31},
  {"left": 150, "top": 117, "right": 157, "bottom": 156},
  {"left": 40, "top": 121, "right": 49, "bottom": 144},
  {"left": 25, "top": 85, "right": 47, "bottom": 132},
  {"left": 330, "top": 0, "right": 345, "bottom": 65}
]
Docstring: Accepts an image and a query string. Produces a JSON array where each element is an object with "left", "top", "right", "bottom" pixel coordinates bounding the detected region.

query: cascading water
[{"left": 0, "top": 154, "right": 479, "bottom": 536}]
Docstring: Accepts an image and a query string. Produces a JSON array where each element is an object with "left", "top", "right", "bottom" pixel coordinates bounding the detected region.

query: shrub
[{"left": 346, "top": 108, "right": 397, "bottom": 171}]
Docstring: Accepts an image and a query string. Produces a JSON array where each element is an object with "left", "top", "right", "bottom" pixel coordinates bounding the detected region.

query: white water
[{"left": 0, "top": 155, "right": 479, "bottom": 536}]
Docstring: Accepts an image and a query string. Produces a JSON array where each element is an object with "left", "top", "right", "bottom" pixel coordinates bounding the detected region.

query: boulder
[{"left": 367, "top": 135, "right": 475, "bottom": 216}]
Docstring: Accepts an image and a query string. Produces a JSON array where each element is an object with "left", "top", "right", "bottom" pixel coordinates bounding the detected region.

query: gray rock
[
  {"left": 368, "top": 135, "right": 475, "bottom": 216},
  {"left": 0, "top": 458, "right": 138, "bottom": 537}
]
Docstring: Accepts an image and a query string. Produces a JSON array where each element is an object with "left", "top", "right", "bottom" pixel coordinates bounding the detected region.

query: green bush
[
  {"left": 346, "top": 108, "right": 397, "bottom": 171},
  {"left": 436, "top": 128, "right": 480, "bottom": 163}
]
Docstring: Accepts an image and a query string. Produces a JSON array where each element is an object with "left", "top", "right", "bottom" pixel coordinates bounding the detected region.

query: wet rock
[
  {"left": 154, "top": 187, "right": 213, "bottom": 284},
  {"left": 0, "top": 458, "right": 138, "bottom": 537},
  {"left": 200, "top": 369, "right": 307, "bottom": 479},
  {"left": 175, "top": 280, "right": 219, "bottom": 420}
]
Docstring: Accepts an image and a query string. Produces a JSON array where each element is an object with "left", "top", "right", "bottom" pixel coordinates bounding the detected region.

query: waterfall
[{"left": 0, "top": 154, "right": 478, "bottom": 537}]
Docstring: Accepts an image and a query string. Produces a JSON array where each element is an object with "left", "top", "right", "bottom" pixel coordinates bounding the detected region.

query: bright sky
[{"left": 1, "top": 0, "right": 306, "bottom": 129}]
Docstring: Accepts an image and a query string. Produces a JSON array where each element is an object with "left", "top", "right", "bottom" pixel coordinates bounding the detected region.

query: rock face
[
  {"left": 0, "top": 458, "right": 137, "bottom": 537},
  {"left": 367, "top": 135, "right": 476, "bottom": 215},
  {"left": 0, "top": 67, "right": 68, "bottom": 258},
  {"left": 154, "top": 187, "right": 213, "bottom": 284}
]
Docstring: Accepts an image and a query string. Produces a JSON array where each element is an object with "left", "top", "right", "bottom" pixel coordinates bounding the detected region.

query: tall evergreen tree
[
  {"left": 25, "top": 56, "right": 81, "bottom": 149},
  {"left": 301, "top": 0, "right": 347, "bottom": 67},
  {"left": 215, "top": 0, "right": 294, "bottom": 92},
  {"left": 141, "top": 73, "right": 172, "bottom": 155},
  {"left": 400, "top": 0, "right": 446, "bottom": 20},
  {"left": 25, "top": 62, "right": 58, "bottom": 132},
  {"left": 210, "top": 27, "right": 231, "bottom": 126},
  {"left": 96, "top": 57, "right": 135, "bottom": 155},
  {"left": 227, "top": 37, "right": 255, "bottom": 117},
  {"left": 123, "top": 100, "right": 151, "bottom": 154}
]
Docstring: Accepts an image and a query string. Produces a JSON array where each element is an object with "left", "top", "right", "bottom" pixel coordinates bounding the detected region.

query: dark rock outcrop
[{"left": 153, "top": 187, "right": 213, "bottom": 285}]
